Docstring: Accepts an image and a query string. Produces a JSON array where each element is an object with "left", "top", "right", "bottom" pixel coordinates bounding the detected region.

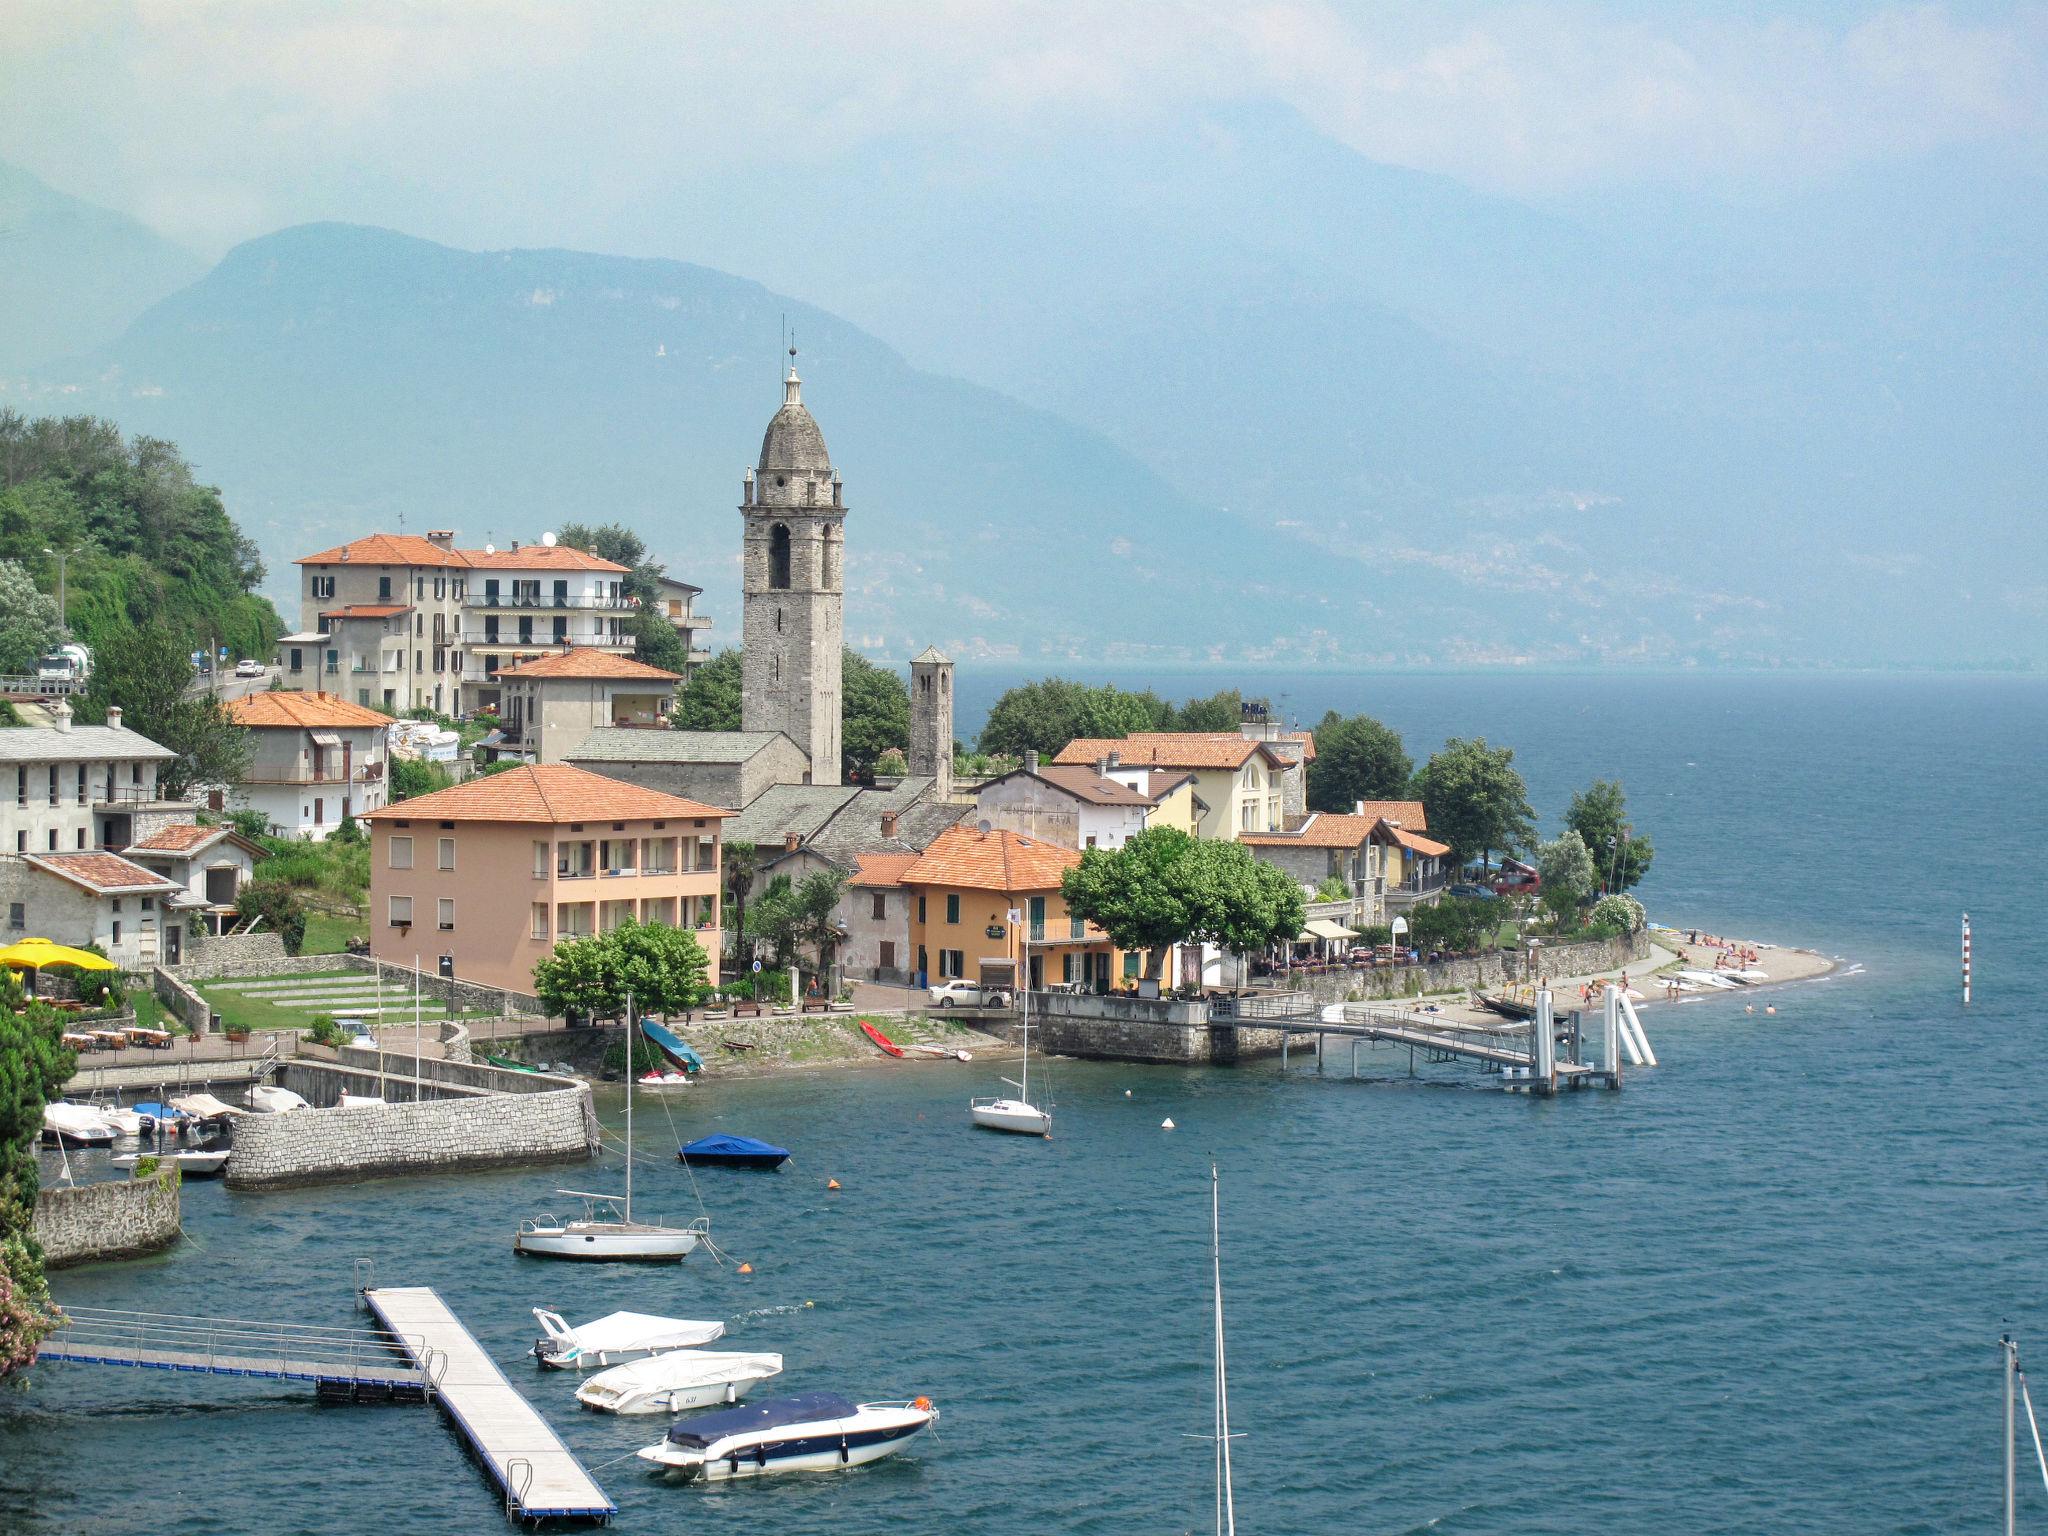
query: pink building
[{"left": 365, "top": 765, "right": 726, "bottom": 996}]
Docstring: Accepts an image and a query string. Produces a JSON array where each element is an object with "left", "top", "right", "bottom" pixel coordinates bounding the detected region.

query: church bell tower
[{"left": 740, "top": 352, "right": 844, "bottom": 784}]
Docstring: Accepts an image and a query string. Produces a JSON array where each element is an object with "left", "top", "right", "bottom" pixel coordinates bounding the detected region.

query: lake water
[{"left": 5, "top": 673, "right": 2044, "bottom": 1534}]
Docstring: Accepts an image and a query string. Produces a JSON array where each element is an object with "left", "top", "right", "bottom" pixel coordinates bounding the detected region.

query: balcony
[
  {"left": 464, "top": 592, "right": 635, "bottom": 612},
  {"left": 236, "top": 763, "right": 386, "bottom": 787}
]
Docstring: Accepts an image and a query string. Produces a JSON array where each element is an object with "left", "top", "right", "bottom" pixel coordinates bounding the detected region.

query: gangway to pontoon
[{"left": 34, "top": 1304, "right": 434, "bottom": 1400}]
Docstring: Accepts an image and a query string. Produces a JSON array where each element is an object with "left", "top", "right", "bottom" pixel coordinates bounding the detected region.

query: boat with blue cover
[
  {"left": 678, "top": 1134, "right": 790, "bottom": 1170},
  {"left": 640, "top": 1018, "right": 704, "bottom": 1074},
  {"left": 636, "top": 1391, "right": 937, "bottom": 1481}
]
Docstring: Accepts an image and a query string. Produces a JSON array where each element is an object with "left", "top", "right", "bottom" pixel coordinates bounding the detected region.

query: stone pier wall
[
  {"left": 1019, "top": 993, "right": 1291, "bottom": 1065},
  {"left": 1282, "top": 930, "right": 1652, "bottom": 1006},
  {"left": 225, "top": 1061, "right": 597, "bottom": 1190},
  {"left": 35, "top": 1170, "right": 181, "bottom": 1268}
]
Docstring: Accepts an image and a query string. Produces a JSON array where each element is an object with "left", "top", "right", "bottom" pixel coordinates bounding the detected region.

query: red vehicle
[{"left": 1489, "top": 859, "right": 1541, "bottom": 896}]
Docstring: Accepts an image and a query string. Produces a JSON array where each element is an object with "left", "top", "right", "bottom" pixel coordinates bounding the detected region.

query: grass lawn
[
  {"left": 195, "top": 971, "right": 490, "bottom": 1035},
  {"left": 302, "top": 910, "right": 367, "bottom": 955}
]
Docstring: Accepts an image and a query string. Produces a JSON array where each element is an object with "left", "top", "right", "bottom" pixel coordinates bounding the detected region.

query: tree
[
  {"left": 1589, "top": 893, "right": 1647, "bottom": 936},
  {"left": 532, "top": 920, "right": 714, "bottom": 1021},
  {"left": 1313, "top": 873, "right": 1350, "bottom": 902},
  {"left": 672, "top": 647, "right": 742, "bottom": 732},
  {"left": 0, "top": 993, "right": 74, "bottom": 1377},
  {"left": 78, "top": 626, "right": 250, "bottom": 798},
  {"left": 1173, "top": 688, "right": 1242, "bottom": 733},
  {"left": 629, "top": 606, "right": 689, "bottom": 674},
  {"left": 1536, "top": 831, "right": 1598, "bottom": 927},
  {"left": 1415, "top": 738, "right": 1536, "bottom": 872},
  {"left": 533, "top": 935, "right": 618, "bottom": 1022},
  {"left": 1062, "top": 827, "right": 1206, "bottom": 981},
  {"left": 1410, "top": 895, "right": 1500, "bottom": 955},
  {"left": 721, "top": 841, "right": 759, "bottom": 964},
  {"left": 1564, "top": 779, "right": 1654, "bottom": 893},
  {"left": 841, "top": 649, "right": 909, "bottom": 780},
  {"left": 0, "top": 559, "right": 60, "bottom": 673},
  {"left": 235, "top": 878, "right": 307, "bottom": 955},
  {"left": 557, "top": 522, "right": 695, "bottom": 674},
  {"left": 389, "top": 757, "right": 454, "bottom": 802},
  {"left": 979, "top": 678, "right": 1172, "bottom": 757},
  {"left": 1306, "top": 711, "right": 1412, "bottom": 812},
  {"left": 1188, "top": 842, "right": 1308, "bottom": 973},
  {"left": 743, "top": 870, "right": 846, "bottom": 975}
]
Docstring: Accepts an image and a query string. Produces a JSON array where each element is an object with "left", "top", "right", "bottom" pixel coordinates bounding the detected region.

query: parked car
[
  {"left": 1446, "top": 883, "right": 1497, "bottom": 900},
  {"left": 927, "top": 979, "right": 1009, "bottom": 1008},
  {"left": 234, "top": 658, "right": 264, "bottom": 678}
]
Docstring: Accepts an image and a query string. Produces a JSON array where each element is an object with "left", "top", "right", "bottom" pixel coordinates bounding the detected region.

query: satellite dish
[
  {"left": 541, "top": 531, "right": 558, "bottom": 547},
  {"left": 484, "top": 543, "right": 496, "bottom": 554},
  {"left": 977, "top": 819, "right": 992, "bottom": 835}
]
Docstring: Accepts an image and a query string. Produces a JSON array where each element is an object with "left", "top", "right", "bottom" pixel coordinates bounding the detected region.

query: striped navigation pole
[{"left": 1963, "top": 913, "right": 1973, "bottom": 1007}]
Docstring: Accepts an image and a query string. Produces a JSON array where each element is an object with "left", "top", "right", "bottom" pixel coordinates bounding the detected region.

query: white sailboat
[
  {"left": 514, "top": 994, "right": 711, "bottom": 1262},
  {"left": 1207, "top": 1163, "right": 1238, "bottom": 1536},
  {"left": 971, "top": 920, "right": 1051, "bottom": 1136}
]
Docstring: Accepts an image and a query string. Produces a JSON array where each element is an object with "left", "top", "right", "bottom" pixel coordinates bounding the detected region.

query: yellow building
[
  {"left": 1054, "top": 734, "right": 1289, "bottom": 839},
  {"left": 899, "top": 823, "right": 1133, "bottom": 992}
]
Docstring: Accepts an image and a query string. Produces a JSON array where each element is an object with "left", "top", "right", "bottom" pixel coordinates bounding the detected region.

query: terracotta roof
[
  {"left": 125, "top": 824, "right": 222, "bottom": 854},
  {"left": 321, "top": 604, "right": 411, "bottom": 619},
  {"left": 226, "top": 692, "right": 393, "bottom": 729},
  {"left": 848, "top": 852, "right": 921, "bottom": 889},
  {"left": 1391, "top": 827, "right": 1450, "bottom": 857},
  {"left": 365, "top": 764, "right": 727, "bottom": 825},
  {"left": 1141, "top": 769, "right": 1197, "bottom": 802},
  {"left": 1350, "top": 800, "right": 1428, "bottom": 831},
  {"left": 298, "top": 533, "right": 465, "bottom": 567},
  {"left": 899, "top": 823, "right": 1080, "bottom": 894},
  {"left": 495, "top": 648, "right": 680, "bottom": 682},
  {"left": 1240, "top": 812, "right": 1385, "bottom": 849},
  {"left": 1053, "top": 733, "right": 1280, "bottom": 771},
  {"left": 26, "top": 852, "right": 182, "bottom": 894},
  {"left": 461, "top": 545, "right": 630, "bottom": 571}
]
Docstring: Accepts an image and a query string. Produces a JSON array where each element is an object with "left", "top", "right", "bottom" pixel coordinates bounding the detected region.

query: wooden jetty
[{"left": 365, "top": 1286, "right": 616, "bottom": 1523}]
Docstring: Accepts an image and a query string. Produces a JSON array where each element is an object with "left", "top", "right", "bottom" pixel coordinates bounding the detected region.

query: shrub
[
  {"left": 1356, "top": 924, "right": 1393, "bottom": 949},
  {"left": 306, "top": 1015, "right": 350, "bottom": 1048},
  {"left": 1588, "top": 893, "right": 1647, "bottom": 935}
]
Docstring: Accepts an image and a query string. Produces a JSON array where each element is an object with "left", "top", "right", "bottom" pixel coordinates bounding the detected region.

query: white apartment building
[
  {"left": 0, "top": 703, "right": 189, "bottom": 856},
  {"left": 222, "top": 692, "right": 392, "bottom": 839}
]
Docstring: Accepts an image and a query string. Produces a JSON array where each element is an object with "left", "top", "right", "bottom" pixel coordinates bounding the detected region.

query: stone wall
[
  {"left": 35, "top": 1170, "right": 181, "bottom": 1268},
  {"left": 1022, "top": 992, "right": 1288, "bottom": 1065},
  {"left": 1280, "top": 930, "right": 1652, "bottom": 1007},
  {"left": 183, "top": 931, "right": 289, "bottom": 971},
  {"left": 226, "top": 1061, "right": 597, "bottom": 1189},
  {"left": 152, "top": 964, "right": 212, "bottom": 1030},
  {"left": 171, "top": 948, "right": 545, "bottom": 1018}
]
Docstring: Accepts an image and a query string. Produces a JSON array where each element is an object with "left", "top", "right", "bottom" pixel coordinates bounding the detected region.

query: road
[{"left": 186, "top": 664, "right": 276, "bottom": 703}]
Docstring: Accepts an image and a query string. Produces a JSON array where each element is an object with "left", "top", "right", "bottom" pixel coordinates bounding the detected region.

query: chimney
[
  {"left": 784, "top": 831, "right": 800, "bottom": 853},
  {"left": 53, "top": 699, "right": 72, "bottom": 732},
  {"left": 426, "top": 529, "right": 455, "bottom": 550},
  {"left": 881, "top": 811, "right": 900, "bottom": 839},
  {"left": 106, "top": 706, "right": 122, "bottom": 730},
  {"left": 1025, "top": 749, "right": 1039, "bottom": 774},
  {"left": 1107, "top": 750, "right": 1121, "bottom": 770},
  {"left": 1355, "top": 800, "right": 1365, "bottom": 815}
]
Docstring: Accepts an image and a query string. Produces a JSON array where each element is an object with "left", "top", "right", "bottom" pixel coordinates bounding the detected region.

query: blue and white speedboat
[{"left": 636, "top": 1392, "right": 937, "bottom": 1482}]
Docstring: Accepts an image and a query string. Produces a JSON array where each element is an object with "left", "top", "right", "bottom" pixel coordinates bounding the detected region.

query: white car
[
  {"left": 234, "top": 658, "right": 264, "bottom": 678},
  {"left": 927, "top": 979, "right": 1007, "bottom": 1008}
]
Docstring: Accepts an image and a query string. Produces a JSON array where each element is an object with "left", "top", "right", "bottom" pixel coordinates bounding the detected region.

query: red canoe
[{"left": 860, "top": 1020, "right": 904, "bottom": 1057}]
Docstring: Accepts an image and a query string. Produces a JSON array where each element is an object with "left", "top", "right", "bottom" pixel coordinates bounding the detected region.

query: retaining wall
[
  {"left": 152, "top": 965, "right": 211, "bottom": 1031},
  {"left": 1021, "top": 993, "right": 1290, "bottom": 1065},
  {"left": 172, "top": 950, "right": 545, "bottom": 1018},
  {"left": 226, "top": 1060, "right": 597, "bottom": 1190},
  {"left": 35, "top": 1170, "right": 181, "bottom": 1268},
  {"left": 1281, "top": 931, "right": 1652, "bottom": 1007}
]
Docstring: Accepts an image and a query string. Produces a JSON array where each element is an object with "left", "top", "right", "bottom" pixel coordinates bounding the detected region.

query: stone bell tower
[
  {"left": 740, "top": 351, "right": 844, "bottom": 784},
  {"left": 909, "top": 645, "right": 954, "bottom": 800}
]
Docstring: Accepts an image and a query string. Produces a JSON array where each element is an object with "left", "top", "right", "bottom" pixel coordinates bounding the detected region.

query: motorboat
[
  {"left": 636, "top": 1393, "right": 937, "bottom": 1481},
  {"left": 89, "top": 1102, "right": 146, "bottom": 1137},
  {"left": 133, "top": 1101, "right": 195, "bottom": 1136},
  {"left": 576, "top": 1349, "right": 784, "bottom": 1414},
  {"left": 338, "top": 1091, "right": 386, "bottom": 1107},
  {"left": 639, "top": 1018, "right": 704, "bottom": 1074},
  {"left": 531, "top": 1308, "right": 725, "bottom": 1369},
  {"left": 515, "top": 1192, "right": 711, "bottom": 1263},
  {"left": 41, "top": 1103, "right": 114, "bottom": 1147},
  {"left": 678, "top": 1134, "right": 790, "bottom": 1170},
  {"left": 170, "top": 1093, "right": 240, "bottom": 1123},
  {"left": 637, "top": 1070, "right": 692, "bottom": 1090},
  {"left": 112, "top": 1148, "right": 229, "bottom": 1179},
  {"left": 248, "top": 1084, "right": 309, "bottom": 1113},
  {"left": 1476, "top": 992, "right": 1537, "bottom": 1021}
]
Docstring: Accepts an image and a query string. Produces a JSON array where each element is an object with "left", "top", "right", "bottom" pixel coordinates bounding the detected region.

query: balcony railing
[
  {"left": 236, "top": 764, "right": 385, "bottom": 786},
  {"left": 463, "top": 592, "right": 635, "bottom": 612}
]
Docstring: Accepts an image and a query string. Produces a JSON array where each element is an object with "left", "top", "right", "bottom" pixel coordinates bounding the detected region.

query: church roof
[
  {"left": 758, "top": 367, "right": 831, "bottom": 474},
  {"left": 911, "top": 645, "right": 951, "bottom": 665}
]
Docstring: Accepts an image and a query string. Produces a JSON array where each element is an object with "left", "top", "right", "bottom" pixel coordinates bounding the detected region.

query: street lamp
[{"left": 42, "top": 546, "right": 74, "bottom": 641}]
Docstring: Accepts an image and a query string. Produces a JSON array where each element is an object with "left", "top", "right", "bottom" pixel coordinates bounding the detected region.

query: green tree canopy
[
  {"left": 979, "top": 677, "right": 1177, "bottom": 756},
  {"left": 533, "top": 920, "right": 713, "bottom": 1020},
  {"left": 78, "top": 626, "right": 250, "bottom": 798},
  {"left": 842, "top": 650, "right": 908, "bottom": 780},
  {"left": 1061, "top": 826, "right": 1206, "bottom": 979},
  {"left": 744, "top": 869, "right": 848, "bottom": 974},
  {"left": 1188, "top": 840, "right": 1308, "bottom": 963},
  {"left": 1537, "top": 830, "right": 1598, "bottom": 925},
  {"left": 671, "top": 646, "right": 742, "bottom": 732},
  {"left": 0, "top": 560, "right": 61, "bottom": 673},
  {"left": 0, "top": 993, "right": 75, "bottom": 1377},
  {"left": 1415, "top": 737, "right": 1536, "bottom": 871},
  {"left": 1306, "top": 711, "right": 1413, "bottom": 812},
  {"left": 1564, "top": 779, "right": 1654, "bottom": 893},
  {"left": 1172, "top": 688, "right": 1243, "bottom": 733},
  {"left": 1409, "top": 895, "right": 1501, "bottom": 955},
  {"left": 235, "top": 877, "right": 308, "bottom": 955}
]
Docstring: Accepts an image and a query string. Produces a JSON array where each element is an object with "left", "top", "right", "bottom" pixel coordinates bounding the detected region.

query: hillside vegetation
[{"left": 0, "top": 413, "right": 282, "bottom": 660}]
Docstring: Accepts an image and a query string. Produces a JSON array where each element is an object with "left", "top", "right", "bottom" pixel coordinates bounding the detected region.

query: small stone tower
[
  {"left": 740, "top": 353, "right": 845, "bottom": 784},
  {"left": 909, "top": 645, "right": 954, "bottom": 800}
]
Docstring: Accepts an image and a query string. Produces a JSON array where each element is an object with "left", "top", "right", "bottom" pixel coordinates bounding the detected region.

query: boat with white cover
[
  {"left": 531, "top": 1308, "right": 726, "bottom": 1369},
  {"left": 112, "top": 1148, "right": 229, "bottom": 1178},
  {"left": 88, "top": 1102, "right": 146, "bottom": 1137},
  {"left": 577, "top": 1349, "right": 784, "bottom": 1413},
  {"left": 248, "top": 1084, "right": 309, "bottom": 1113},
  {"left": 1675, "top": 970, "right": 1741, "bottom": 991},
  {"left": 636, "top": 1392, "right": 937, "bottom": 1481},
  {"left": 40, "top": 1103, "right": 114, "bottom": 1147}
]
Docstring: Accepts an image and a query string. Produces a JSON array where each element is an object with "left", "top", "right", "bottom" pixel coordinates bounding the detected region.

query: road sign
[
  {"left": 1390, "top": 917, "right": 1409, "bottom": 936},
  {"left": 751, "top": 960, "right": 762, "bottom": 973}
]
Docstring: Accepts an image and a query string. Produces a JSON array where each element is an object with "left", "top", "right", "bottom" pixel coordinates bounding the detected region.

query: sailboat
[
  {"left": 1205, "top": 1163, "right": 1238, "bottom": 1536},
  {"left": 514, "top": 994, "right": 711, "bottom": 1262},
  {"left": 971, "top": 931, "right": 1051, "bottom": 1136}
]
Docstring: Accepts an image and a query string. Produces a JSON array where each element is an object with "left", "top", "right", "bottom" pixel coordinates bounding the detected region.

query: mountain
[{"left": 0, "top": 161, "right": 204, "bottom": 371}]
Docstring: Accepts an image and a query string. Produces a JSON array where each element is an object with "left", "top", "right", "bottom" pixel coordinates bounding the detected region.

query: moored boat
[
  {"left": 112, "top": 1148, "right": 229, "bottom": 1178},
  {"left": 678, "top": 1134, "right": 790, "bottom": 1170},
  {"left": 636, "top": 1392, "right": 937, "bottom": 1481},
  {"left": 637, "top": 1070, "right": 692, "bottom": 1090},
  {"left": 860, "top": 1020, "right": 904, "bottom": 1057},
  {"left": 40, "top": 1103, "right": 114, "bottom": 1147},
  {"left": 1477, "top": 993, "right": 1537, "bottom": 1021},
  {"left": 639, "top": 1017, "right": 704, "bottom": 1074},
  {"left": 248, "top": 1084, "right": 309, "bottom": 1113},
  {"left": 515, "top": 1192, "right": 711, "bottom": 1263},
  {"left": 531, "top": 1307, "right": 726, "bottom": 1369},
  {"left": 577, "top": 1349, "right": 785, "bottom": 1414}
]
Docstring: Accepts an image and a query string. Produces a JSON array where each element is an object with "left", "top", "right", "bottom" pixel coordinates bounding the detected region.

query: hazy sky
[{"left": 4, "top": 1, "right": 2043, "bottom": 257}]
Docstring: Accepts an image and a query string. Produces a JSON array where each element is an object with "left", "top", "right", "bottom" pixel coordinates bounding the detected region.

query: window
[
  {"left": 1071, "top": 912, "right": 1085, "bottom": 939},
  {"left": 47, "top": 766, "right": 58, "bottom": 806},
  {"left": 945, "top": 893, "right": 960, "bottom": 925},
  {"left": 75, "top": 828, "right": 86, "bottom": 849},
  {"left": 13, "top": 831, "right": 22, "bottom": 852},
  {"left": 389, "top": 836, "right": 414, "bottom": 869},
  {"left": 879, "top": 940, "right": 896, "bottom": 970},
  {"left": 1124, "top": 951, "right": 1141, "bottom": 979},
  {"left": 46, "top": 830, "right": 57, "bottom": 851},
  {"left": 768, "top": 523, "right": 791, "bottom": 589},
  {"left": 871, "top": 892, "right": 886, "bottom": 920},
  {"left": 388, "top": 895, "right": 413, "bottom": 927},
  {"left": 141, "top": 896, "right": 154, "bottom": 911},
  {"left": 111, "top": 920, "right": 121, "bottom": 945},
  {"left": 775, "top": 607, "right": 784, "bottom": 634},
  {"left": 378, "top": 575, "right": 392, "bottom": 600},
  {"left": 110, "top": 898, "right": 122, "bottom": 914},
  {"left": 437, "top": 837, "right": 455, "bottom": 871},
  {"left": 1029, "top": 895, "right": 1046, "bottom": 941},
  {"left": 917, "top": 895, "right": 926, "bottom": 924},
  {"left": 437, "top": 897, "right": 455, "bottom": 931},
  {"left": 312, "top": 574, "right": 335, "bottom": 599},
  {"left": 533, "top": 840, "right": 550, "bottom": 878},
  {"left": 531, "top": 903, "right": 549, "bottom": 940},
  {"left": 76, "top": 764, "right": 87, "bottom": 804},
  {"left": 7, "top": 903, "right": 22, "bottom": 929}
]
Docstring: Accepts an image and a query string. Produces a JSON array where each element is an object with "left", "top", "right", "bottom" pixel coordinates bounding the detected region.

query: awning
[
  {"left": 1304, "top": 918, "right": 1356, "bottom": 941},
  {"left": 309, "top": 730, "right": 342, "bottom": 747}
]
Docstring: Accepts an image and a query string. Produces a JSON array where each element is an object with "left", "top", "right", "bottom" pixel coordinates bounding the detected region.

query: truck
[{"left": 35, "top": 643, "right": 91, "bottom": 684}]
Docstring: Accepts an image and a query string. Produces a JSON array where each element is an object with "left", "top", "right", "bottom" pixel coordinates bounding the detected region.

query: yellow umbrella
[{"left": 0, "top": 937, "right": 118, "bottom": 971}]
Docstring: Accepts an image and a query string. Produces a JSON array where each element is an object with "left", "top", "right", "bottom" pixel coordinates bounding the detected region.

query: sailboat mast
[
  {"left": 624, "top": 990, "right": 635, "bottom": 1222},
  {"left": 1214, "top": 1162, "right": 1236, "bottom": 1536},
  {"left": 1020, "top": 929, "right": 1029, "bottom": 1101}
]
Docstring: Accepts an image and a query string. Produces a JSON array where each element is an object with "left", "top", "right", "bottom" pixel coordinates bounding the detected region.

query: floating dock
[
  {"left": 364, "top": 1286, "right": 615, "bottom": 1523},
  {"left": 35, "top": 1305, "right": 431, "bottom": 1400}
]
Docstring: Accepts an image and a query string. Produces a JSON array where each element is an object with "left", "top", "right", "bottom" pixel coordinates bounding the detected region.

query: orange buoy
[
  {"left": 827, "top": 1178, "right": 841, "bottom": 1191},
  {"left": 912, "top": 1396, "right": 932, "bottom": 1411},
  {"left": 737, "top": 1262, "right": 753, "bottom": 1274}
]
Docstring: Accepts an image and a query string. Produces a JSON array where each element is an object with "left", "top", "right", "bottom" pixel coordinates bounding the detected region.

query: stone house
[
  {"left": 491, "top": 648, "right": 680, "bottom": 764},
  {"left": 975, "top": 752, "right": 1154, "bottom": 850},
  {"left": 844, "top": 852, "right": 920, "bottom": 983},
  {"left": 0, "top": 703, "right": 186, "bottom": 856},
  {"left": 1053, "top": 733, "right": 1290, "bottom": 840},
  {"left": 563, "top": 728, "right": 812, "bottom": 809},
  {"left": 223, "top": 692, "right": 391, "bottom": 839},
  {"left": 0, "top": 851, "right": 185, "bottom": 969},
  {"left": 122, "top": 823, "right": 266, "bottom": 939}
]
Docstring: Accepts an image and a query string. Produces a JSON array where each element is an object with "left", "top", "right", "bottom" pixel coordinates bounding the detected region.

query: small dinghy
[
  {"left": 531, "top": 1308, "right": 726, "bottom": 1370},
  {"left": 679, "top": 1134, "right": 790, "bottom": 1170},
  {"left": 338, "top": 1091, "right": 385, "bottom": 1107},
  {"left": 637, "top": 1070, "right": 692, "bottom": 1090},
  {"left": 636, "top": 1392, "right": 937, "bottom": 1481},
  {"left": 484, "top": 1052, "right": 540, "bottom": 1073},
  {"left": 113, "top": 1148, "right": 229, "bottom": 1178},
  {"left": 248, "top": 1084, "right": 309, "bottom": 1113},
  {"left": 859, "top": 1020, "right": 904, "bottom": 1057},
  {"left": 577, "top": 1350, "right": 785, "bottom": 1414},
  {"left": 41, "top": 1103, "right": 114, "bottom": 1147},
  {"left": 640, "top": 1018, "right": 704, "bottom": 1074}
]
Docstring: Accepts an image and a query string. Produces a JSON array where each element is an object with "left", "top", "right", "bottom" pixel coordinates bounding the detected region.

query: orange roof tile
[
  {"left": 125, "top": 823, "right": 222, "bottom": 854},
  {"left": 226, "top": 692, "right": 394, "bottom": 729},
  {"left": 1240, "top": 812, "right": 1386, "bottom": 849},
  {"left": 364, "top": 764, "right": 727, "bottom": 824},
  {"left": 297, "top": 533, "right": 466, "bottom": 567},
  {"left": 28, "top": 852, "right": 182, "bottom": 894},
  {"left": 460, "top": 545, "right": 630, "bottom": 571},
  {"left": 1350, "top": 800, "right": 1427, "bottom": 831},
  {"left": 848, "top": 852, "right": 920, "bottom": 889},
  {"left": 321, "top": 604, "right": 411, "bottom": 619},
  {"left": 1053, "top": 733, "right": 1279, "bottom": 771},
  {"left": 1391, "top": 827, "right": 1450, "bottom": 857},
  {"left": 899, "top": 824, "right": 1079, "bottom": 893},
  {"left": 495, "top": 648, "right": 680, "bottom": 682}
]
